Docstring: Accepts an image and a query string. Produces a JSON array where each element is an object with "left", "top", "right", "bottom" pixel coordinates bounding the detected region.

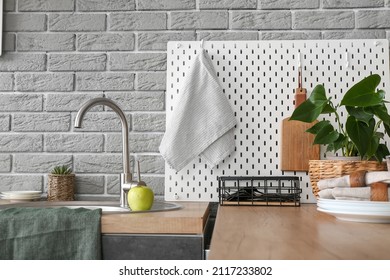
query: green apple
[{"left": 127, "top": 185, "right": 154, "bottom": 211}]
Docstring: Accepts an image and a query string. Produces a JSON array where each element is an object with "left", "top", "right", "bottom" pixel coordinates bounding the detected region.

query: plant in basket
[
  {"left": 290, "top": 74, "right": 390, "bottom": 162},
  {"left": 289, "top": 74, "right": 390, "bottom": 197},
  {"left": 47, "top": 165, "right": 75, "bottom": 201}
]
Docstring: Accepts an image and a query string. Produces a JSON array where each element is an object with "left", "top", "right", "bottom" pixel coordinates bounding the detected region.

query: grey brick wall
[{"left": 0, "top": 0, "right": 389, "bottom": 201}]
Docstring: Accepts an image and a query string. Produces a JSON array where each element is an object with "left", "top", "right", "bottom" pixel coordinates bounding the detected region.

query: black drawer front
[{"left": 102, "top": 234, "right": 204, "bottom": 260}]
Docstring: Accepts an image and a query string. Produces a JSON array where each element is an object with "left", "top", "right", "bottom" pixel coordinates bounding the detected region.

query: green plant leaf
[
  {"left": 313, "top": 122, "right": 339, "bottom": 145},
  {"left": 325, "top": 134, "right": 347, "bottom": 153},
  {"left": 375, "top": 144, "right": 390, "bottom": 162},
  {"left": 333, "top": 134, "right": 348, "bottom": 153},
  {"left": 290, "top": 84, "right": 328, "bottom": 123},
  {"left": 369, "top": 103, "right": 390, "bottom": 127},
  {"left": 346, "top": 106, "right": 373, "bottom": 126},
  {"left": 366, "top": 133, "right": 380, "bottom": 160},
  {"left": 346, "top": 116, "right": 375, "bottom": 158},
  {"left": 385, "top": 123, "right": 390, "bottom": 137},
  {"left": 308, "top": 84, "right": 327, "bottom": 103},
  {"left": 306, "top": 120, "right": 330, "bottom": 134},
  {"left": 321, "top": 103, "right": 336, "bottom": 114},
  {"left": 340, "top": 74, "right": 383, "bottom": 107},
  {"left": 51, "top": 165, "right": 72, "bottom": 175}
]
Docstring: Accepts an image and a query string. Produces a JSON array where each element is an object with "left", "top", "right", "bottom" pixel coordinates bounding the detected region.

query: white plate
[
  {"left": 317, "top": 198, "right": 390, "bottom": 212},
  {"left": 0, "top": 191, "right": 42, "bottom": 200},
  {"left": 317, "top": 207, "right": 390, "bottom": 223},
  {"left": 1, "top": 191, "right": 41, "bottom": 195},
  {"left": 1, "top": 194, "right": 41, "bottom": 199},
  {"left": 0, "top": 198, "right": 41, "bottom": 202},
  {"left": 317, "top": 203, "right": 390, "bottom": 213},
  {"left": 318, "top": 198, "right": 390, "bottom": 206},
  {"left": 1, "top": 192, "right": 41, "bottom": 196},
  {"left": 1, "top": 193, "right": 41, "bottom": 197},
  {"left": 0, "top": 195, "right": 41, "bottom": 200}
]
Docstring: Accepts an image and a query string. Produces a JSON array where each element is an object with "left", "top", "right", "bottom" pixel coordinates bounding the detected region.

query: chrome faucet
[{"left": 74, "top": 97, "right": 139, "bottom": 208}]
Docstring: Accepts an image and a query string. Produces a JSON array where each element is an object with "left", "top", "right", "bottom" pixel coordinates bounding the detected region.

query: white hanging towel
[{"left": 159, "top": 48, "right": 237, "bottom": 172}]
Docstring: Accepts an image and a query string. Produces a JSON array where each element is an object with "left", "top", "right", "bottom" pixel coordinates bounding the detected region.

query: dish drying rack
[{"left": 218, "top": 176, "right": 301, "bottom": 207}]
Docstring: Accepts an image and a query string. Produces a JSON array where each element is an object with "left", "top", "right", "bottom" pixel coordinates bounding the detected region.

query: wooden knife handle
[{"left": 295, "top": 87, "right": 307, "bottom": 108}]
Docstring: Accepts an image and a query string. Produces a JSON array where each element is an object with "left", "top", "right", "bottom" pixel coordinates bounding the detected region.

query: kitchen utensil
[
  {"left": 137, "top": 160, "right": 147, "bottom": 186},
  {"left": 281, "top": 67, "right": 320, "bottom": 171}
]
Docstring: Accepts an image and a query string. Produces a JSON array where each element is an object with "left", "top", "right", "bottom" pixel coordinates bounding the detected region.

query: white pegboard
[{"left": 164, "top": 40, "right": 390, "bottom": 203}]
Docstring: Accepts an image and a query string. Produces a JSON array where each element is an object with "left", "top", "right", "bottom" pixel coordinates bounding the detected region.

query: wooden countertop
[
  {"left": 0, "top": 200, "right": 210, "bottom": 235},
  {"left": 101, "top": 202, "right": 210, "bottom": 234},
  {"left": 208, "top": 204, "right": 390, "bottom": 260}
]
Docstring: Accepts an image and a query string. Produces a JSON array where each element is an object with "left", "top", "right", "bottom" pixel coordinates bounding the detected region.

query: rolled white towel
[
  {"left": 319, "top": 186, "right": 390, "bottom": 201},
  {"left": 334, "top": 197, "right": 370, "bottom": 201},
  {"left": 318, "top": 188, "right": 334, "bottom": 199},
  {"left": 317, "top": 175, "right": 350, "bottom": 190},
  {"left": 317, "top": 171, "right": 390, "bottom": 190},
  {"left": 332, "top": 186, "right": 371, "bottom": 200}
]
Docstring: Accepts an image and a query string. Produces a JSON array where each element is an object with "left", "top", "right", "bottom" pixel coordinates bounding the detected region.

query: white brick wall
[{"left": 1, "top": 0, "right": 390, "bottom": 200}]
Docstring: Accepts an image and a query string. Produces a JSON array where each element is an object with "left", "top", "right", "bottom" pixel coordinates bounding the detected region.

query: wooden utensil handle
[{"left": 295, "top": 87, "right": 307, "bottom": 108}]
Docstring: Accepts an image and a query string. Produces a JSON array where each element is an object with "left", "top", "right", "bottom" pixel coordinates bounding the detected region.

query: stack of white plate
[
  {"left": 0, "top": 191, "right": 42, "bottom": 202},
  {"left": 317, "top": 198, "right": 390, "bottom": 223}
]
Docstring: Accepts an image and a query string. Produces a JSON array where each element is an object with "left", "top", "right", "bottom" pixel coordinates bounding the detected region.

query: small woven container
[
  {"left": 309, "top": 159, "right": 387, "bottom": 198},
  {"left": 47, "top": 174, "right": 75, "bottom": 201}
]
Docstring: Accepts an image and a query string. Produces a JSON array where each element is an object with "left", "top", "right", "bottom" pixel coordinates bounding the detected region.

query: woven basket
[
  {"left": 47, "top": 174, "right": 75, "bottom": 201},
  {"left": 309, "top": 159, "right": 387, "bottom": 198}
]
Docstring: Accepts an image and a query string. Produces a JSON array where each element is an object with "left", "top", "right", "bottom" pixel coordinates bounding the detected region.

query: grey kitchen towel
[
  {"left": 159, "top": 49, "right": 237, "bottom": 172},
  {"left": 0, "top": 207, "right": 102, "bottom": 260}
]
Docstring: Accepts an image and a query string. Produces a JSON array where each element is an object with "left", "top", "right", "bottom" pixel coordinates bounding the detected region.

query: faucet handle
[{"left": 137, "top": 160, "right": 147, "bottom": 186}]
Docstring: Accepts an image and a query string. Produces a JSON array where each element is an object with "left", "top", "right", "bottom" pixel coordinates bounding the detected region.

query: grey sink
[{"left": 0, "top": 200, "right": 181, "bottom": 214}]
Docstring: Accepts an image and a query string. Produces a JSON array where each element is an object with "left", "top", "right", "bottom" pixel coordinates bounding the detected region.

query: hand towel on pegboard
[{"left": 159, "top": 49, "right": 237, "bottom": 172}]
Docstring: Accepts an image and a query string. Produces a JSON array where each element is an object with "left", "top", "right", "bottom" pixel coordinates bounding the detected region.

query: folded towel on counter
[
  {"left": 317, "top": 171, "right": 390, "bottom": 190},
  {"left": 332, "top": 187, "right": 371, "bottom": 201},
  {"left": 159, "top": 49, "right": 237, "bottom": 172},
  {"left": 318, "top": 186, "right": 390, "bottom": 201},
  {"left": 0, "top": 207, "right": 101, "bottom": 260},
  {"left": 317, "top": 188, "right": 333, "bottom": 199}
]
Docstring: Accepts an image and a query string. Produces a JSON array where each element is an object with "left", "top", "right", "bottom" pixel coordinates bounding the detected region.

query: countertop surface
[
  {"left": 0, "top": 200, "right": 210, "bottom": 235},
  {"left": 3, "top": 199, "right": 390, "bottom": 259},
  {"left": 101, "top": 201, "right": 210, "bottom": 234},
  {"left": 208, "top": 204, "right": 390, "bottom": 260}
]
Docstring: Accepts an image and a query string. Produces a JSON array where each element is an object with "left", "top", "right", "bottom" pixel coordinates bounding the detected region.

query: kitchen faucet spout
[{"left": 74, "top": 97, "right": 137, "bottom": 208}]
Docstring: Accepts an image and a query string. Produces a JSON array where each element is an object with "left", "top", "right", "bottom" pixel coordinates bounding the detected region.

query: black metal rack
[{"left": 218, "top": 176, "right": 301, "bottom": 207}]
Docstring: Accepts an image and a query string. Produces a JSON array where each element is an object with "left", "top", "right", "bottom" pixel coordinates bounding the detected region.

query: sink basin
[{"left": 0, "top": 200, "right": 181, "bottom": 214}]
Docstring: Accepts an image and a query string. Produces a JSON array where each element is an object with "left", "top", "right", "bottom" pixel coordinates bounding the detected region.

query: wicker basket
[
  {"left": 309, "top": 159, "right": 387, "bottom": 198},
  {"left": 47, "top": 174, "right": 75, "bottom": 201}
]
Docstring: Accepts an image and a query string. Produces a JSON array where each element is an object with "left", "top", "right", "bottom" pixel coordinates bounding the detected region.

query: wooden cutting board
[{"left": 280, "top": 71, "right": 320, "bottom": 171}]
